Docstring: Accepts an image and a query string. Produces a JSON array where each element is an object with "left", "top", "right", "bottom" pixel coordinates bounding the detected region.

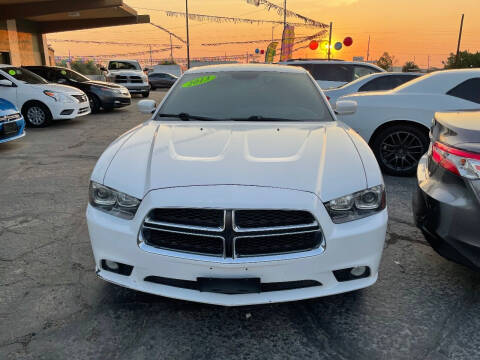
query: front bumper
[
  {"left": 51, "top": 101, "right": 91, "bottom": 120},
  {"left": 98, "top": 93, "right": 131, "bottom": 108},
  {"left": 413, "top": 155, "right": 480, "bottom": 269},
  {"left": 0, "top": 118, "right": 25, "bottom": 144},
  {"left": 87, "top": 185, "right": 387, "bottom": 306},
  {"left": 123, "top": 84, "right": 149, "bottom": 93}
]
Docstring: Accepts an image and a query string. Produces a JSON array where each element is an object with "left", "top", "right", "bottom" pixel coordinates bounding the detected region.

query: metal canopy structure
[{"left": 0, "top": 0, "right": 150, "bottom": 32}]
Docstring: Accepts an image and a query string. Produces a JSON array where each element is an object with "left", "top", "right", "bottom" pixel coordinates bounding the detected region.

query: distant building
[{"left": 0, "top": 0, "right": 149, "bottom": 66}]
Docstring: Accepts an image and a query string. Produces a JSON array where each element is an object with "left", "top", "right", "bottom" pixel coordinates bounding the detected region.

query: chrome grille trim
[
  {"left": 144, "top": 214, "right": 225, "bottom": 233},
  {"left": 138, "top": 208, "right": 324, "bottom": 259}
]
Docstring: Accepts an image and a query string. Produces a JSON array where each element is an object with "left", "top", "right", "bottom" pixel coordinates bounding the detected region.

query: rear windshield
[
  {"left": 290, "top": 63, "right": 353, "bottom": 82},
  {"left": 108, "top": 61, "right": 141, "bottom": 71},
  {"left": 157, "top": 71, "right": 333, "bottom": 122},
  {"left": 3, "top": 67, "right": 47, "bottom": 84}
]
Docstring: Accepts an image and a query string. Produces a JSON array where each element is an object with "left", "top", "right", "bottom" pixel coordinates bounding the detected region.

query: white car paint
[
  {"left": 0, "top": 65, "right": 90, "bottom": 121},
  {"left": 324, "top": 72, "right": 422, "bottom": 107},
  {"left": 87, "top": 64, "right": 388, "bottom": 306},
  {"left": 105, "top": 59, "right": 149, "bottom": 94},
  {"left": 278, "top": 60, "right": 385, "bottom": 89},
  {"left": 336, "top": 69, "right": 480, "bottom": 144}
]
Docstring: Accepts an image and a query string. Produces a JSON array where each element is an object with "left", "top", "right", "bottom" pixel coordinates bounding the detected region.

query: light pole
[{"left": 185, "top": 0, "right": 190, "bottom": 69}]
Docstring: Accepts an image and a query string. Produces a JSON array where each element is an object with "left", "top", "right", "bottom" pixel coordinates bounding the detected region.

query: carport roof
[{"left": 0, "top": 0, "right": 150, "bottom": 33}]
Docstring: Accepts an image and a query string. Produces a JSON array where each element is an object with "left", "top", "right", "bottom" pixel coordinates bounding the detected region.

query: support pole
[
  {"left": 328, "top": 22, "right": 332, "bottom": 61},
  {"left": 185, "top": 0, "right": 190, "bottom": 69},
  {"left": 456, "top": 14, "right": 464, "bottom": 66}
]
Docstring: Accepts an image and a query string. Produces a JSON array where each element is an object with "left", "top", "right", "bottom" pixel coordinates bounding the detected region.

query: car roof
[
  {"left": 185, "top": 64, "right": 307, "bottom": 74},
  {"left": 395, "top": 68, "right": 480, "bottom": 94},
  {"left": 278, "top": 59, "right": 384, "bottom": 69},
  {"left": 108, "top": 59, "right": 140, "bottom": 63}
]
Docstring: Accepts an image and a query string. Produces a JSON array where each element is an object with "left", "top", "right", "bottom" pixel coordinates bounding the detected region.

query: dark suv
[{"left": 24, "top": 66, "right": 131, "bottom": 113}]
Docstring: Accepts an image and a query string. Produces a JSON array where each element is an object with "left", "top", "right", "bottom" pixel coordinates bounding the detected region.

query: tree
[
  {"left": 55, "top": 59, "right": 102, "bottom": 75},
  {"left": 402, "top": 61, "right": 420, "bottom": 72},
  {"left": 443, "top": 51, "right": 480, "bottom": 69},
  {"left": 376, "top": 52, "right": 395, "bottom": 71}
]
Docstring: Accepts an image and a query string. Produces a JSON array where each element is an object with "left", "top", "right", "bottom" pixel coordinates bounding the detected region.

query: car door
[{"left": 0, "top": 73, "right": 18, "bottom": 106}]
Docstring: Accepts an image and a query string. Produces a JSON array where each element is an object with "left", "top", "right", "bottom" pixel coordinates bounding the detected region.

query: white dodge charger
[{"left": 86, "top": 64, "right": 388, "bottom": 306}]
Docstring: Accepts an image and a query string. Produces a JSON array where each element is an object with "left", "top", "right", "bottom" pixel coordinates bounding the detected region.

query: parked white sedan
[
  {"left": 336, "top": 69, "right": 480, "bottom": 176},
  {"left": 0, "top": 65, "right": 90, "bottom": 127},
  {"left": 87, "top": 64, "right": 388, "bottom": 306},
  {"left": 324, "top": 72, "right": 422, "bottom": 107}
]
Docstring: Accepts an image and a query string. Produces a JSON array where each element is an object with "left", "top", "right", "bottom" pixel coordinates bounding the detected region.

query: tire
[
  {"left": 149, "top": 83, "right": 156, "bottom": 90},
  {"left": 142, "top": 91, "right": 150, "bottom": 98},
  {"left": 371, "top": 124, "right": 429, "bottom": 177},
  {"left": 22, "top": 102, "right": 52, "bottom": 127},
  {"left": 87, "top": 93, "right": 101, "bottom": 113}
]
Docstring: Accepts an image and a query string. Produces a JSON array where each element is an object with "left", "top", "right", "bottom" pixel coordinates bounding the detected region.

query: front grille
[
  {"left": 115, "top": 75, "right": 127, "bottom": 83},
  {"left": 129, "top": 76, "right": 143, "bottom": 83},
  {"left": 144, "top": 276, "right": 322, "bottom": 293},
  {"left": 140, "top": 208, "right": 323, "bottom": 258},
  {"left": 78, "top": 107, "right": 89, "bottom": 114},
  {"left": 72, "top": 94, "right": 88, "bottom": 103},
  {"left": 234, "top": 210, "right": 316, "bottom": 230},
  {"left": 142, "top": 227, "right": 224, "bottom": 256},
  {"left": 149, "top": 208, "right": 224, "bottom": 229},
  {"left": 235, "top": 231, "right": 321, "bottom": 257}
]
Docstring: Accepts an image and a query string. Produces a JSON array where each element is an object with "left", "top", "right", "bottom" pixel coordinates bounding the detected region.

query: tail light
[{"left": 431, "top": 141, "right": 480, "bottom": 179}]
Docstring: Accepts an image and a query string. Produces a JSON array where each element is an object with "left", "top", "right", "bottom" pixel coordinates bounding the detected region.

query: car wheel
[
  {"left": 142, "top": 91, "right": 150, "bottom": 98},
  {"left": 371, "top": 124, "right": 429, "bottom": 176},
  {"left": 87, "top": 93, "right": 101, "bottom": 113},
  {"left": 23, "top": 102, "right": 52, "bottom": 127}
]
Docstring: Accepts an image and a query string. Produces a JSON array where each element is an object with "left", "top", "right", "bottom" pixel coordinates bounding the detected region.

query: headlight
[
  {"left": 43, "top": 90, "right": 73, "bottom": 103},
  {"left": 99, "top": 86, "right": 122, "bottom": 94},
  {"left": 89, "top": 181, "right": 141, "bottom": 219},
  {"left": 325, "top": 185, "right": 386, "bottom": 224}
]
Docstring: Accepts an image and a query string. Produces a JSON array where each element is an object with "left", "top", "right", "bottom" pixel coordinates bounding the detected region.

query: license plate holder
[
  {"left": 2, "top": 122, "right": 18, "bottom": 135},
  {"left": 197, "top": 277, "right": 261, "bottom": 294}
]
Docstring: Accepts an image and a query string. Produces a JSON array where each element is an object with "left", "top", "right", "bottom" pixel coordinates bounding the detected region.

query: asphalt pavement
[{"left": 1, "top": 91, "right": 479, "bottom": 360}]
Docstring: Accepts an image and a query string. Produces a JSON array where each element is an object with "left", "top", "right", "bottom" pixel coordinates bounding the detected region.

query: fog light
[
  {"left": 333, "top": 266, "right": 371, "bottom": 282},
  {"left": 350, "top": 266, "right": 367, "bottom": 277},
  {"left": 104, "top": 260, "right": 119, "bottom": 271},
  {"left": 101, "top": 259, "right": 133, "bottom": 276}
]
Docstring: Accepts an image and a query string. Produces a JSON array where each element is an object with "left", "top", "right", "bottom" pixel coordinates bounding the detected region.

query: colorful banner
[
  {"left": 265, "top": 42, "right": 278, "bottom": 63},
  {"left": 280, "top": 25, "right": 295, "bottom": 61}
]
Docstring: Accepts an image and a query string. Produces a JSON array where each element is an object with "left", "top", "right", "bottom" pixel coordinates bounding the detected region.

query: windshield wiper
[
  {"left": 230, "top": 115, "right": 298, "bottom": 122},
  {"left": 158, "top": 113, "right": 221, "bottom": 121}
]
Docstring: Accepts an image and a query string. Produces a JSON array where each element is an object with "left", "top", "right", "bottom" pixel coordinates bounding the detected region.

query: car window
[
  {"left": 27, "top": 68, "right": 49, "bottom": 80},
  {"left": 359, "top": 75, "right": 420, "bottom": 92},
  {"left": 158, "top": 71, "right": 333, "bottom": 122},
  {"left": 108, "top": 61, "right": 140, "bottom": 71},
  {"left": 353, "top": 65, "right": 379, "bottom": 80},
  {"left": 447, "top": 78, "right": 480, "bottom": 104},
  {"left": 290, "top": 63, "right": 353, "bottom": 82},
  {"left": 151, "top": 74, "right": 165, "bottom": 78},
  {"left": 2, "top": 67, "right": 47, "bottom": 84}
]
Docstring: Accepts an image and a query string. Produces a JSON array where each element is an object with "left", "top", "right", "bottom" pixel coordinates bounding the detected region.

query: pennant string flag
[
  {"left": 150, "top": 23, "right": 186, "bottom": 43},
  {"left": 244, "top": 0, "right": 328, "bottom": 28}
]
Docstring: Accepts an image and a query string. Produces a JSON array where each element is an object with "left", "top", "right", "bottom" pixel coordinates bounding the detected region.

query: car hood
[
  {"left": 84, "top": 80, "right": 123, "bottom": 89},
  {"left": 0, "top": 98, "right": 18, "bottom": 115},
  {"left": 99, "top": 121, "right": 368, "bottom": 202},
  {"left": 29, "top": 83, "right": 85, "bottom": 95}
]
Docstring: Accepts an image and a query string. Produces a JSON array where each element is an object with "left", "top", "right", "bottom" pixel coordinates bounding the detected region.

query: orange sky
[{"left": 47, "top": 0, "right": 480, "bottom": 68}]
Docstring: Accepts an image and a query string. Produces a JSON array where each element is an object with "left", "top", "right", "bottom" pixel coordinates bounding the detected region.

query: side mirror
[
  {"left": 138, "top": 100, "right": 156, "bottom": 114},
  {"left": 335, "top": 100, "right": 357, "bottom": 115},
  {"left": 0, "top": 79, "right": 14, "bottom": 87}
]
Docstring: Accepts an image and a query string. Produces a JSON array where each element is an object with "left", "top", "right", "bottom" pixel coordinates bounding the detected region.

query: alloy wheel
[
  {"left": 27, "top": 106, "right": 46, "bottom": 126},
  {"left": 379, "top": 131, "right": 425, "bottom": 172}
]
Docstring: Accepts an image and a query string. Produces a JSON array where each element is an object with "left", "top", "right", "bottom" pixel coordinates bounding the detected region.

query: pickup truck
[{"left": 104, "top": 60, "right": 150, "bottom": 97}]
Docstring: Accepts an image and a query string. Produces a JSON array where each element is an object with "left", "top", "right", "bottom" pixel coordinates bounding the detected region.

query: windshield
[
  {"left": 3, "top": 67, "right": 47, "bottom": 84},
  {"left": 108, "top": 61, "right": 141, "bottom": 71},
  {"left": 157, "top": 71, "right": 333, "bottom": 122},
  {"left": 60, "top": 68, "right": 89, "bottom": 83}
]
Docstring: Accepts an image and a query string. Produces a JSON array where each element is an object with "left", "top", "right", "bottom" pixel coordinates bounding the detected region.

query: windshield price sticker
[
  {"left": 60, "top": 70, "right": 67, "bottom": 75},
  {"left": 8, "top": 70, "right": 16, "bottom": 76},
  {"left": 182, "top": 75, "right": 216, "bottom": 88}
]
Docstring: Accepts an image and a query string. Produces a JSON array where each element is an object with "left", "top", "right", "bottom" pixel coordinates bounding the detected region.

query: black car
[
  {"left": 413, "top": 110, "right": 480, "bottom": 269},
  {"left": 148, "top": 72, "right": 178, "bottom": 90},
  {"left": 24, "top": 66, "right": 131, "bottom": 113}
]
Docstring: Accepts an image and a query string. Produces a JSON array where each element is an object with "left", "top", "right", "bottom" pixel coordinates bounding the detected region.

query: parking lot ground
[{"left": 1, "top": 90, "right": 480, "bottom": 360}]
